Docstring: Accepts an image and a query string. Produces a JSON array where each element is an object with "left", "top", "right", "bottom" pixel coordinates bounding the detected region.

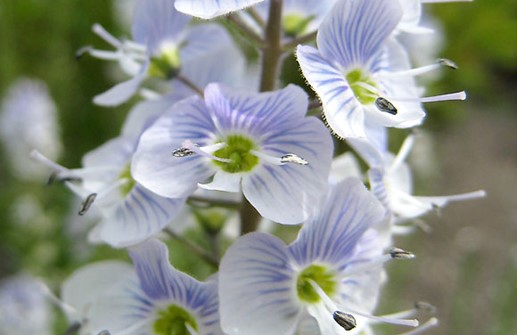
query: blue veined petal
[
  {"left": 174, "top": 0, "right": 265, "bottom": 19},
  {"left": 204, "top": 84, "right": 309, "bottom": 140},
  {"left": 131, "top": 96, "right": 217, "bottom": 198},
  {"left": 296, "top": 45, "right": 366, "bottom": 139},
  {"left": 61, "top": 261, "right": 153, "bottom": 334},
  {"left": 99, "top": 184, "right": 187, "bottom": 248},
  {"left": 242, "top": 117, "right": 333, "bottom": 224},
  {"left": 288, "top": 178, "right": 387, "bottom": 270},
  {"left": 129, "top": 239, "right": 223, "bottom": 334},
  {"left": 317, "top": 0, "right": 403, "bottom": 70},
  {"left": 93, "top": 71, "right": 146, "bottom": 107},
  {"left": 219, "top": 232, "right": 302, "bottom": 335},
  {"left": 131, "top": 0, "right": 190, "bottom": 55},
  {"left": 180, "top": 24, "right": 246, "bottom": 91}
]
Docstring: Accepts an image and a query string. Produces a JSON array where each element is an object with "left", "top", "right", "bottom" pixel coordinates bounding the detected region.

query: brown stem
[
  {"left": 239, "top": 197, "right": 262, "bottom": 235},
  {"left": 176, "top": 74, "right": 204, "bottom": 97},
  {"left": 246, "top": 7, "right": 266, "bottom": 28},
  {"left": 259, "top": 0, "right": 283, "bottom": 92}
]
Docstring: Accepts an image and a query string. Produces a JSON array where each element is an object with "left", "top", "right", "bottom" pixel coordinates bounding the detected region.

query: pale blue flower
[
  {"left": 0, "top": 274, "right": 53, "bottom": 335},
  {"left": 61, "top": 239, "right": 222, "bottom": 335},
  {"left": 31, "top": 130, "right": 185, "bottom": 248},
  {"left": 0, "top": 78, "right": 62, "bottom": 180},
  {"left": 132, "top": 84, "right": 333, "bottom": 224},
  {"left": 174, "top": 0, "right": 264, "bottom": 19},
  {"left": 296, "top": 0, "right": 465, "bottom": 143},
  {"left": 89, "top": 0, "right": 244, "bottom": 106},
  {"left": 218, "top": 178, "right": 423, "bottom": 335}
]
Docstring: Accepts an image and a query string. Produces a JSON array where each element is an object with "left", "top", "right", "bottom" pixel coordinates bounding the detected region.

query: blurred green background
[{"left": 0, "top": 1, "right": 515, "bottom": 334}]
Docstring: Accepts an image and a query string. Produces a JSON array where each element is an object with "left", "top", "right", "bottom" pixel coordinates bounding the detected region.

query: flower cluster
[{"left": 1, "top": 0, "right": 486, "bottom": 334}]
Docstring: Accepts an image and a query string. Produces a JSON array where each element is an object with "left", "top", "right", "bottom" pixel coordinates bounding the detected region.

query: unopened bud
[
  {"left": 333, "top": 311, "right": 356, "bottom": 331},
  {"left": 437, "top": 58, "right": 458, "bottom": 70},
  {"left": 375, "top": 97, "right": 397, "bottom": 115},
  {"left": 280, "top": 153, "right": 308, "bottom": 165},
  {"left": 389, "top": 247, "right": 415, "bottom": 259},
  {"left": 172, "top": 147, "right": 195, "bottom": 157},
  {"left": 78, "top": 193, "right": 97, "bottom": 216}
]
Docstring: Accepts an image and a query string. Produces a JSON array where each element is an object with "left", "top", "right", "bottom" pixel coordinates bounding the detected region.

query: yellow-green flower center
[
  {"left": 153, "top": 304, "right": 198, "bottom": 335},
  {"left": 283, "top": 14, "right": 315, "bottom": 36},
  {"left": 296, "top": 264, "right": 338, "bottom": 303},
  {"left": 345, "top": 69, "right": 378, "bottom": 105},
  {"left": 212, "top": 135, "right": 259, "bottom": 173},
  {"left": 118, "top": 163, "right": 136, "bottom": 196},
  {"left": 148, "top": 46, "right": 181, "bottom": 80}
]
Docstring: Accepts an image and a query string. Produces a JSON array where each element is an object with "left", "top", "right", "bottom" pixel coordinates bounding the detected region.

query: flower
[
  {"left": 31, "top": 130, "right": 186, "bottom": 248},
  {"left": 0, "top": 78, "right": 62, "bottom": 180},
  {"left": 365, "top": 134, "right": 486, "bottom": 225},
  {"left": 174, "top": 0, "right": 264, "bottom": 19},
  {"left": 132, "top": 83, "right": 333, "bottom": 224},
  {"left": 88, "top": 0, "right": 244, "bottom": 106},
  {"left": 296, "top": 0, "right": 465, "bottom": 143},
  {"left": 217, "top": 178, "right": 423, "bottom": 335},
  {"left": 61, "top": 239, "right": 222, "bottom": 335},
  {"left": 0, "top": 274, "right": 53, "bottom": 335}
]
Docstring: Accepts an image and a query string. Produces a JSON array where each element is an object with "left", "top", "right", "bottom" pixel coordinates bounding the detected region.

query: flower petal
[
  {"left": 198, "top": 170, "right": 242, "bottom": 193},
  {"left": 93, "top": 71, "right": 146, "bottom": 107},
  {"left": 99, "top": 184, "right": 186, "bottom": 247},
  {"left": 219, "top": 232, "right": 301, "bottom": 335},
  {"left": 181, "top": 24, "right": 246, "bottom": 90},
  {"left": 131, "top": 0, "right": 190, "bottom": 54},
  {"left": 317, "top": 0, "right": 403, "bottom": 70},
  {"left": 243, "top": 116, "right": 333, "bottom": 224},
  {"left": 296, "top": 45, "right": 366, "bottom": 139},
  {"left": 174, "top": 0, "right": 265, "bottom": 19},
  {"left": 288, "top": 178, "right": 387, "bottom": 270},
  {"left": 131, "top": 96, "right": 216, "bottom": 198},
  {"left": 204, "top": 84, "right": 309, "bottom": 139}
]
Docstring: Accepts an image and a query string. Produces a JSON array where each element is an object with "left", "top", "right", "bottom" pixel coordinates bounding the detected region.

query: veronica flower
[
  {"left": 132, "top": 83, "right": 333, "bottom": 224},
  {"left": 296, "top": 0, "right": 465, "bottom": 143},
  {"left": 174, "top": 0, "right": 264, "bottom": 19},
  {"left": 61, "top": 239, "right": 222, "bottom": 335},
  {"left": 218, "top": 177, "right": 429, "bottom": 335},
  {"left": 364, "top": 134, "right": 486, "bottom": 226},
  {"left": 0, "top": 78, "right": 62, "bottom": 181},
  {"left": 0, "top": 274, "right": 53, "bottom": 335},
  {"left": 31, "top": 131, "right": 185, "bottom": 248},
  {"left": 88, "top": 0, "right": 244, "bottom": 106}
]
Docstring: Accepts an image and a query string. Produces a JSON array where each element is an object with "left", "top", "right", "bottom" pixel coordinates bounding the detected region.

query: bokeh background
[{"left": 0, "top": 1, "right": 515, "bottom": 334}]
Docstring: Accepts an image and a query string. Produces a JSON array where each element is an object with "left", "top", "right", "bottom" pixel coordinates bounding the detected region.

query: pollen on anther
[
  {"left": 172, "top": 147, "right": 195, "bottom": 157},
  {"left": 333, "top": 311, "right": 357, "bottom": 331},
  {"left": 281, "top": 154, "right": 309, "bottom": 165}
]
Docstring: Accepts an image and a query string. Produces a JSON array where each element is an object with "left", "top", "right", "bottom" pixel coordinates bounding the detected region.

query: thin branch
[
  {"left": 245, "top": 7, "right": 266, "bottom": 28},
  {"left": 187, "top": 195, "right": 241, "bottom": 209},
  {"left": 227, "top": 14, "right": 264, "bottom": 47},
  {"left": 164, "top": 228, "right": 219, "bottom": 267},
  {"left": 282, "top": 31, "right": 317, "bottom": 51},
  {"left": 176, "top": 74, "right": 204, "bottom": 97}
]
